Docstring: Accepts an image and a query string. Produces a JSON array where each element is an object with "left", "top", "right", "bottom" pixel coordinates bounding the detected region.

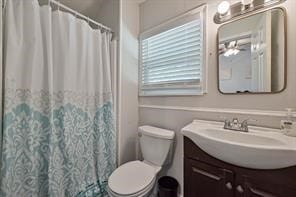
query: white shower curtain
[{"left": 1, "top": 0, "right": 116, "bottom": 196}]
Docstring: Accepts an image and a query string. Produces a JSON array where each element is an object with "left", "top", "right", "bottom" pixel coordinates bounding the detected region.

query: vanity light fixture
[{"left": 214, "top": 0, "right": 286, "bottom": 24}]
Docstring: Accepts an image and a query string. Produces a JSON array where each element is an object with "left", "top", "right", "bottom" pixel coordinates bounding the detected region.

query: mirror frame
[{"left": 217, "top": 7, "right": 287, "bottom": 95}]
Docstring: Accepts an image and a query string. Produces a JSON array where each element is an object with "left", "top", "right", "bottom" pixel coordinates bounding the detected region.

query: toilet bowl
[{"left": 108, "top": 126, "right": 175, "bottom": 197}]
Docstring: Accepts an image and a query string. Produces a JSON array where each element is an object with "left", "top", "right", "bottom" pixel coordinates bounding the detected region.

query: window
[{"left": 139, "top": 5, "right": 207, "bottom": 96}]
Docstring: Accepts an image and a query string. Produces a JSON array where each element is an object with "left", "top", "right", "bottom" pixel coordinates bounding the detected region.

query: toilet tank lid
[{"left": 139, "top": 126, "right": 175, "bottom": 140}]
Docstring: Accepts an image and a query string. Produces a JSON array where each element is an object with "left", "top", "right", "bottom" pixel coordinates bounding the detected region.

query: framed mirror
[{"left": 218, "top": 8, "right": 286, "bottom": 94}]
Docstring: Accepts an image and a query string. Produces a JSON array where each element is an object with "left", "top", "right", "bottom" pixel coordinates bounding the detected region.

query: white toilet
[{"left": 108, "top": 125, "right": 175, "bottom": 197}]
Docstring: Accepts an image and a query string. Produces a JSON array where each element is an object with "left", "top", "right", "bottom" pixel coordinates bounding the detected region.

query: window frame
[{"left": 138, "top": 4, "right": 208, "bottom": 96}]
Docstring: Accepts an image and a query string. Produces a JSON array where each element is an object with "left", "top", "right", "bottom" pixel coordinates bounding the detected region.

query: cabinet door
[
  {"left": 184, "top": 158, "right": 234, "bottom": 197},
  {"left": 235, "top": 176, "right": 296, "bottom": 197}
]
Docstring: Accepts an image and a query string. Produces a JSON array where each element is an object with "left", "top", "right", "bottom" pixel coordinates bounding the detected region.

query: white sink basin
[{"left": 182, "top": 120, "right": 296, "bottom": 169}]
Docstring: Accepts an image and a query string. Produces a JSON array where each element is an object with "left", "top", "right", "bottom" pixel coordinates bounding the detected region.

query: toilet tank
[{"left": 139, "top": 126, "right": 175, "bottom": 166}]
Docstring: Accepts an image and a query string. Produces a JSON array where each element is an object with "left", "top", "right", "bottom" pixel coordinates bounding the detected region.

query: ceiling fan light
[
  {"left": 233, "top": 48, "right": 240, "bottom": 55},
  {"left": 224, "top": 48, "right": 233, "bottom": 57}
]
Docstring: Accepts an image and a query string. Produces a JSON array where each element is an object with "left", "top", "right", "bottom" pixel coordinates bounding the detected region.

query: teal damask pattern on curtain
[
  {"left": 1, "top": 89, "right": 116, "bottom": 196},
  {"left": 0, "top": 0, "right": 117, "bottom": 196}
]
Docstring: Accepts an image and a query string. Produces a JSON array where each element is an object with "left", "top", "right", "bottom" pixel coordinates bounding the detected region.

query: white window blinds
[{"left": 139, "top": 6, "right": 206, "bottom": 96}]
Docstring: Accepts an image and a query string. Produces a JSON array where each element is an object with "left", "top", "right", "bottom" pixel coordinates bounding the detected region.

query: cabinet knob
[
  {"left": 236, "top": 185, "right": 244, "bottom": 193},
  {"left": 225, "top": 182, "right": 233, "bottom": 190}
]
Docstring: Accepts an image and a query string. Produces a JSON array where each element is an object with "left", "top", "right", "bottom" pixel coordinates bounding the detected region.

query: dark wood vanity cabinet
[
  {"left": 185, "top": 158, "right": 234, "bottom": 197},
  {"left": 184, "top": 137, "right": 296, "bottom": 197}
]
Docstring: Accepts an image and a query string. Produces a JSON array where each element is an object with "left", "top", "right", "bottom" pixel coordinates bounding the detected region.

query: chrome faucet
[{"left": 222, "top": 117, "right": 257, "bottom": 132}]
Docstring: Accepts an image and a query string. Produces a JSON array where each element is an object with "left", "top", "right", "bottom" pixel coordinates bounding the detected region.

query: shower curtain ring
[{"left": 87, "top": 17, "right": 90, "bottom": 25}]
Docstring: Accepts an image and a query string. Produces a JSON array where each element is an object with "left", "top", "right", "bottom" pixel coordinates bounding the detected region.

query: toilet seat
[{"left": 108, "top": 161, "right": 156, "bottom": 196}]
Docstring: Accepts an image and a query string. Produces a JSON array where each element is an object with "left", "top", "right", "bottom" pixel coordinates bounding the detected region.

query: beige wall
[
  {"left": 118, "top": 0, "right": 140, "bottom": 165},
  {"left": 96, "top": 0, "right": 120, "bottom": 37},
  {"left": 139, "top": 0, "right": 296, "bottom": 196},
  {"left": 53, "top": 0, "right": 119, "bottom": 37}
]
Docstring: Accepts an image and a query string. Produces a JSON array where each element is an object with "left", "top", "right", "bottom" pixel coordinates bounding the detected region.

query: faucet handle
[
  {"left": 241, "top": 118, "right": 257, "bottom": 128},
  {"left": 219, "top": 116, "right": 231, "bottom": 128},
  {"left": 240, "top": 118, "right": 257, "bottom": 132}
]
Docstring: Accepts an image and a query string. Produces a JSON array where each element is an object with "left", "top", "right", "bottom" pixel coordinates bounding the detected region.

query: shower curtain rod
[
  {"left": 2, "top": 0, "right": 114, "bottom": 34},
  {"left": 48, "top": 0, "right": 113, "bottom": 34}
]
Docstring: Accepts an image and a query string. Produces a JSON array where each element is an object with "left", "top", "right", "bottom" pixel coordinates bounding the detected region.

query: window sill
[{"left": 139, "top": 92, "right": 206, "bottom": 97}]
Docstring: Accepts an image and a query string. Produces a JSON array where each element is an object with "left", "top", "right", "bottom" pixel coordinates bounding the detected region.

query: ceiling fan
[{"left": 219, "top": 40, "right": 247, "bottom": 57}]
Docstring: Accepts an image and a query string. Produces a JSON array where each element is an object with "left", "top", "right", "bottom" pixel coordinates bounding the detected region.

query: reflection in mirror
[{"left": 218, "top": 8, "right": 285, "bottom": 94}]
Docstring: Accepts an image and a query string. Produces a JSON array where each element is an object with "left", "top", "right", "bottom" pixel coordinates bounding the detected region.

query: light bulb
[{"left": 218, "top": 1, "right": 230, "bottom": 15}]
